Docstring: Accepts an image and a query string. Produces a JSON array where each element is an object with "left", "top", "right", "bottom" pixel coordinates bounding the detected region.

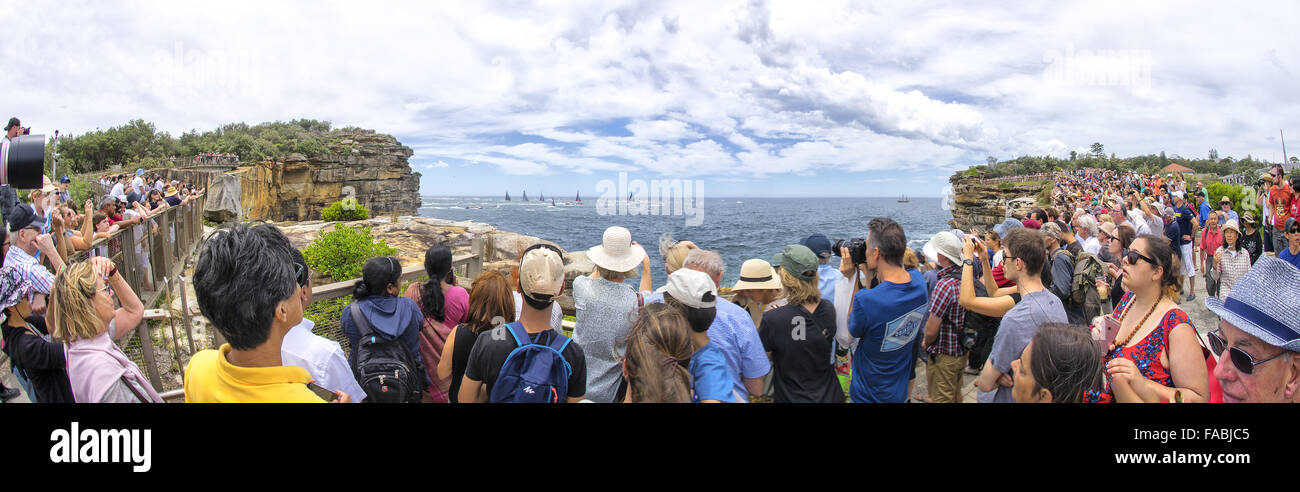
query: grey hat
[
  {"left": 992, "top": 218, "right": 1022, "bottom": 238},
  {"left": 1205, "top": 256, "right": 1300, "bottom": 352}
]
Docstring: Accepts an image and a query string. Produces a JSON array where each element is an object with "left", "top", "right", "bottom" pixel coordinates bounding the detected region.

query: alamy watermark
[
  {"left": 596, "top": 172, "right": 705, "bottom": 226},
  {"left": 149, "top": 41, "right": 270, "bottom": 97},
  {"left": 50, "top": 422, "right": 151, "bottom": 472},
  {"left": 1043, "top": 43, "right": 1152, "bottom": 96}
]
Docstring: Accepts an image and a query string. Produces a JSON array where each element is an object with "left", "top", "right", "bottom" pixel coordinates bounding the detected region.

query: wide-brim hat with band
[
  {"left": 1205, "top": 256, "right": 1300, "bottom": 352},
  {"left": 587, "top": 226, "right": 646, "bottom": 273},
  {"left": 165, "top": 186, "right": 179, "bottom": 197},
  {"left": 732, "top": 259, "right": 781, "bottom": 291}
]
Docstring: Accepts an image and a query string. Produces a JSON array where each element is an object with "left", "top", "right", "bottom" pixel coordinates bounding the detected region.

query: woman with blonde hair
[
  {"left": 48, "top": 257, "right": 157, "bottom": 403},
  {"left": 758, "top": 245, "right": 842, "bottom": 403},
  {"left": 621, "top": 303, "right": 694, "bottom": 403}
]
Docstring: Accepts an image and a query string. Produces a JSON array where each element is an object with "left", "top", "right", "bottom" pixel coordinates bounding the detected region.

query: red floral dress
[{"left": 1085, "top": 292, "right": 1193, "bottom": 403}]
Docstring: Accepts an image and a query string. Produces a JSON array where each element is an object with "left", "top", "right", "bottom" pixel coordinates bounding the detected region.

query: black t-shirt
[
  {"left": 448, "top": 324, "right": 480, "bottom": 404},
  {"left": 1, "top": 315, "right": 74, "bottom": 403},
  {"left": 463, "top": 324, "right": 586, "bottom": 400},
  {"left": 1241, "top": 228, "right": 1263, "bottom": 265},
  {"left": 758, "top": 301, "right": 843, "bottom": 403},
  {"left": 164, "top": 195, "right": 182, "bottom": 207}
]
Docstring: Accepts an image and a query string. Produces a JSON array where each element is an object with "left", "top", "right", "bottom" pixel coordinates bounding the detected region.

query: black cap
[
  {"left": 4, "top": 117, "right": 19, "bottom": 131},
  {"left": 7, "top": 204, "right": 42, "bottom": 233}
]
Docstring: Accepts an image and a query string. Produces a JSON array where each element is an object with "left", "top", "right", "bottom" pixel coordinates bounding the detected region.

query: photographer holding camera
[{"left": 836, "top": 218, "right": 929, "bottom": 403}]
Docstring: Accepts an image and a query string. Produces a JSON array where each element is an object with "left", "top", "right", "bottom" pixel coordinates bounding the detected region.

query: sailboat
[
  {"left": 505, "top": 191, "right": 511, "bottom": 201},
  {"left": 898, "top": 194, "right": 910, "bottom": 203},
  {"left": 550, "top": 198, "right": 556, "bottom": 208},
  {"left": 523, "top": 190, "right": 529, "bottom": 201},
  {"left": 539, "top": 191, "right": 545, "bottom": 202},
  {"left": 575, "top": 191, "right": 583, "bottom": 206}
]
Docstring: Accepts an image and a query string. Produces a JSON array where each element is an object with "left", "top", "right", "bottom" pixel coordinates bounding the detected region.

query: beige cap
[
  {"left": 732, "top": 259, "right": 781, "bottom": 291},
  {"left": 520, "top": 246, "right": 565, "bottom": 303},
  {"left": 1099, "top": 222, "right": 1117, "bottom": 239}
]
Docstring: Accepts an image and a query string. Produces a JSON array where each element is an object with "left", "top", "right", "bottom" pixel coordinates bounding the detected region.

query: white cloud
[{"left": 4, "top": 0, "right": 1297, "bottom": 190}]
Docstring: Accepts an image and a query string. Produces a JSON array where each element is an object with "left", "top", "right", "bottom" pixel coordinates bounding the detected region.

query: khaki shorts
[{"left": 927, "top": 353, "right": 969, "bottom": 403}]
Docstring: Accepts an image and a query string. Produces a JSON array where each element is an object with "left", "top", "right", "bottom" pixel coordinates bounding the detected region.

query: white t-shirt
[{"left": 281, "top": 318, "right": 366, "bottom": 402}]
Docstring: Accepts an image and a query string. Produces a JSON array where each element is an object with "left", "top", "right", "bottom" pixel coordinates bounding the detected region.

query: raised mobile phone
[
  {"left": 1102, "top": 315, "right": 1121, "bottom": 351},
  {"left": 306, "top": 382, "right": 339, "bottom": 402}
]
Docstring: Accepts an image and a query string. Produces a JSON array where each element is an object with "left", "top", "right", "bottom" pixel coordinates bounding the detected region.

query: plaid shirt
[{"left": 926, "top": 264, "right": 967, "bottom": 356}]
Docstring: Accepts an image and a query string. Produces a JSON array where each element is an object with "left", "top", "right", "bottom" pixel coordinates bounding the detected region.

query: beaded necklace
[{"left": 1110, "top": 294, "right": 1162, "bottom": 352}]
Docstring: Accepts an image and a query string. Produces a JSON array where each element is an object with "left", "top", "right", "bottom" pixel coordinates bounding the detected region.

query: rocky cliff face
[
  {"left": 947, "top": 174, "right": 1050, "bottom": 231},
  {"left": 228, "top": 129, "right": 421, "bottom": 222}
]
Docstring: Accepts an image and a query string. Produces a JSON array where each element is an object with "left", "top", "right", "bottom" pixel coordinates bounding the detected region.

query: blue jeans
[{"left": 1272, "top": 229, "right": 1290, "bottom": 255}]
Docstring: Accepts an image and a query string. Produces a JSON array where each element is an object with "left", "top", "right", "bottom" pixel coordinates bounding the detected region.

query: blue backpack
[{"left": 489, "top": 322, "right": 573, "bottom": 403}]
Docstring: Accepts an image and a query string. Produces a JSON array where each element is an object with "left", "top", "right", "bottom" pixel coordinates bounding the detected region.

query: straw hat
[
  {"left": 732, "top": 259, "right": 781, "bottom": 291},
  {"left": 587, "top": 226, "right": 646, "bottom": 272},
  {"left": 164, "top": 186, "right": 179, "bottom": 197}
]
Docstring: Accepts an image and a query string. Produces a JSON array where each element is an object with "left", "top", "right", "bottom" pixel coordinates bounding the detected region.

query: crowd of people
[
  {"left": 6, "top": 112, "right": 1299, "bottom": 403},
  {"left": 172, "top": 161, "right": 1300, "bottom": 403},
  {"left": 0, "top": 116, "right": 212, "bottom": 403}
]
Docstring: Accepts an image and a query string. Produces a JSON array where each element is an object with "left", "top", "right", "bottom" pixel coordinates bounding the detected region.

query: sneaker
[
  {"left": 963, "top": 366, "right": 981, "bottom": 375},
  {"left": 0, "top": 387, "right": 20, "bottom": 403},
  {"left": 1184, "top": 294, "right": 1196, "bottom": 303}
]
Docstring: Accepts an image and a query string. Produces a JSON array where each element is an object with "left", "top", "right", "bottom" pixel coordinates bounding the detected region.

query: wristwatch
[{"left": 962, "top": 259, "right": 975, "bottom": 267}]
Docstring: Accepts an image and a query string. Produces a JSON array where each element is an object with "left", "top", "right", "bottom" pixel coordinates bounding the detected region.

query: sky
[{"left": 3, "top": 0, "right": 1299, "bottom": 197}]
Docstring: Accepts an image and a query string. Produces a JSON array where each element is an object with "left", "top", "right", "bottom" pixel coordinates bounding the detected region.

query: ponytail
[
  {"left": 354, "top": 256, "right": 401, "bottom": 299},
  {"left": 419, "top": 245, "right": 453, "bottom": 322}
]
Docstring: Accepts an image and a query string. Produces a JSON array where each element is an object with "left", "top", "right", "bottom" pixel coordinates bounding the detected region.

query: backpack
[
  {"left": 489, "top": 322, "right": 573, "bottom": 403},
  {"left": 1069, "top": 251, "right": 1107, "bottom": 321},
  {"left": 1041, "top": 248, "right": 1071, "bottom": 292},
  {"left": 350, "top": 303, "right": 424, "bottom": 403},
  {"left": 939, "top": 265, "right": 994, "bottom": 351}
]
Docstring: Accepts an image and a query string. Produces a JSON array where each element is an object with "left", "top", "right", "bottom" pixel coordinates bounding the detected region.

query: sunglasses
[
  {"left": 1207, "top": 329, "right": 1286, "bottom": 375},
  {"left": 1123, "top": 250, "right": 1159, "bottom": 268}
]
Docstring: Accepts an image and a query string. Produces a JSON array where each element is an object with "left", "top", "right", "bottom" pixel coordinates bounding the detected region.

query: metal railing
[{"left": 65, "top": 185, "right": 209, "bottom": 394}]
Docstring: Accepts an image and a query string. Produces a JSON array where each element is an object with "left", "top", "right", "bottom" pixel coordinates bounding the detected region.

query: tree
[
  {"left": 1069, "top": 150, "right": 1077, "bottom": 161},
  {"left": 1208, "top": 148, "right": 1218, "bottom": 160},
  {"left": 1090, "top": 142, "right": 1105, "bottom": 158},
  {"left": 1291, "top": 156, "right": 1298, "bottom": 164},
  {"left": 986, "top": 156, "right": 997, "bottom": 167}
]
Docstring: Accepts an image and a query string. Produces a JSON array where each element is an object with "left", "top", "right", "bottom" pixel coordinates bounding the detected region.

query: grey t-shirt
[{"left": 978, "top": 289, "right": 1068, "bottom": 403}]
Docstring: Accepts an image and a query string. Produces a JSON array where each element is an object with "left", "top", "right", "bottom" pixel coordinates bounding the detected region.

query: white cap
[{"left": 664, "top": 269, "right": 717, "bottom": 309}]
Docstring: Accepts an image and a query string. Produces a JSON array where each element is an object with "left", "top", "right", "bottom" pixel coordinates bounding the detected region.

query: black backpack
[
  {"left": 349, "top": 303, "right": 424, "bottom": 403},
  {"left": 940, "top": 265, "right": 994, "bottom": 350}
]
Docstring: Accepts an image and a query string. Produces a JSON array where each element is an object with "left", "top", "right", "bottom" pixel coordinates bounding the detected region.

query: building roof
[{"left": 1160, "top": 163, "right": 1194, "bottom": 173}]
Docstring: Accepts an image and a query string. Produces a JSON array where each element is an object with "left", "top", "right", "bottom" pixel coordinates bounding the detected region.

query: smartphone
[
  {"left": 306, "top": 382, "right": 339, "bottom": 402},
  {"left": 1102, "top": 315, "right": 1121, "bottom": 351}
]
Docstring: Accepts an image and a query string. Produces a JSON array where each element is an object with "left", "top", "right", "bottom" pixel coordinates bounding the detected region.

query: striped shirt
[{"left": 4, "top": 245, "right": 54, "bottom": 295}]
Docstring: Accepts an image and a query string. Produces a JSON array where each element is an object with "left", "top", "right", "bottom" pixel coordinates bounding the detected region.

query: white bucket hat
[{"left": 587, "top": 226, "right": 646, "bottom": 272}]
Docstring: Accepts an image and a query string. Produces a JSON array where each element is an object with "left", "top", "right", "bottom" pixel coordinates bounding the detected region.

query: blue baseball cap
[
  {"left": 59, "top": 175, "right": 70, "bottom": 183},
  {"left": 801, "top": 233, "right": 833, "bottom": 258},
  {"left": 136, "top": 168, "right": 145, "bottom": 176},
  {"left": 992, "top": 218, "right": 1022, "bottom": 238}
]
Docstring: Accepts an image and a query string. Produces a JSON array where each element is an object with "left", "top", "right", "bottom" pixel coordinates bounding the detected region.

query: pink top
[
  {"left": 403, "top": 282, "right": 468, "bottom": 403},
  {"left": 64, "top": 328, "right": 163, "bottom": 403}
]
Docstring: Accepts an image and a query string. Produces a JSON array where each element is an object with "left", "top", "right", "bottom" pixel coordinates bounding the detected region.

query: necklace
[{"left": 1111, "top": 294, "right": 1161, "bottom": 352}]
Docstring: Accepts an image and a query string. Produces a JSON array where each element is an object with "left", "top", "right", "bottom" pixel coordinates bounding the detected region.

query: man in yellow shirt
[{"left": 184, "top": 223, "right": 351, "bottom": 403}]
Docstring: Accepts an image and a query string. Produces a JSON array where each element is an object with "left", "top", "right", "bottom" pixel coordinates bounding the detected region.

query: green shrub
[
  {"left": 321, "top": 199, "right": 370, "bottom": 221},
  {"left": 301, "top": 224, "right": 396, "bottom": 281},
  {"left": 1205, "top": 182, "right": 1259, "bottom": 220}
]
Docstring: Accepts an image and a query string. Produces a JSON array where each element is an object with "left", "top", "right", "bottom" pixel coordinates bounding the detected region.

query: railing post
[
  {"left": 468, "top": 236, "right": 483, "bottom": 280},
  {"left": 135, "top": 320, "right": 163, "bottom": 392},
  {"left": 178, "top": 275, "right": 196, "bottom": 354}
]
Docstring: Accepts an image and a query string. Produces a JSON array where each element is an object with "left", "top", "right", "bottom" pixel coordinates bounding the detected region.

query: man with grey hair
[
  {"left": 654, "top": 248, "right": 769, "bottom": 400},
  {"left": 1205, "top": 256, "right": 1300, "bottom": 403},
  {"left": 1074, "top": 214, "right": 1100, "bottom": 256}
]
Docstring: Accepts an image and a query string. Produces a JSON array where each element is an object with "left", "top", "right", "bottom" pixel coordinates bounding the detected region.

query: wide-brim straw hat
[
  {"left": 588, "top": 226, "right": 646, "bottom": 272},
  {"left": 732, "top": 259, "right": 781, "bottom": 291}
]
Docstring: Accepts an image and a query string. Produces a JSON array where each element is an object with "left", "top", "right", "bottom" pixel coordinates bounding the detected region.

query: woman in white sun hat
[
  {"left": 572, "top": 226, "right": 652, "bottom": 402},
  {"left": 730, "top": 259, "right": 784, "bottom": 329}
]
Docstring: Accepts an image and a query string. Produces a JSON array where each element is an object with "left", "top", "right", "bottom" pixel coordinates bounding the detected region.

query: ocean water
[{"left": 419, "top": 196, "right": 952, "bottom": 289}]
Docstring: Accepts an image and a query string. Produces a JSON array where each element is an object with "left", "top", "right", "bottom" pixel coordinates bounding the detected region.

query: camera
[
  {"left": 832, "top": 237, "right": 867, "bottom": 264},
  {"left": 1, "top": 134, "right": 47, "bottom": 189}
]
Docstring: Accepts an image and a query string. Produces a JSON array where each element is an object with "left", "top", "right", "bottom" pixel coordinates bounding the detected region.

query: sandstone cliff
[
  {"left": 947, "top": 174, "right": 1050, "bottom": 231},
  {"left": 209, "top": 129, "right": 421, "bottom": 222}
]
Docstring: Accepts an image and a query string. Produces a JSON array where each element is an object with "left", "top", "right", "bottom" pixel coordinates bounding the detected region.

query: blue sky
[{"left": 5, "top": 1, "right": 1299, "bottom": 197}]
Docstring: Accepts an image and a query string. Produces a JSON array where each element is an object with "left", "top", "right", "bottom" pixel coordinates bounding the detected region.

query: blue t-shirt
[
  {"left": 1280, "top": 247, "right": 1300, "bottom": 271},
  {"left": 847, "top": 270, "right": 928, "bottom": 403},
  {"left": 1199, "top": 202, "right": 1212, "bottom": 224},
  {"left": 646, "top": 293, "right": 770, "bottom": 399},
  {"left": 1175, "top": 205, "right": 1194, "bottom": 245},
  {"left": 817, "top": 264, "right": 839, "bottom": 303},
  {"left": 690, "top": 343, "right": 740, "bottom": 402}
]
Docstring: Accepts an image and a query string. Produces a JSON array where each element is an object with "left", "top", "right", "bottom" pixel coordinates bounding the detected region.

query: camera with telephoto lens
[
  {"left": 832, "top": 237, "right": 867, "bottom": 264},
  {"left": 1, "top": 134, "right": 48, "bottom": 189}
]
